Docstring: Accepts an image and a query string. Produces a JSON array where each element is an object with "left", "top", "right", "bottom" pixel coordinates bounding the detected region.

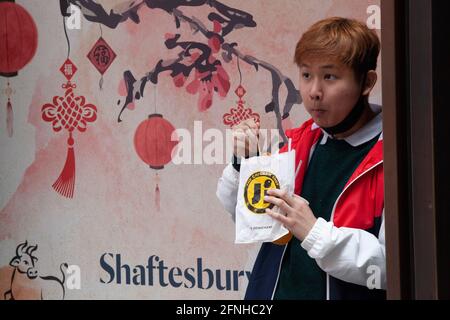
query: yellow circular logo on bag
[{"left": 244, "top": 171, "right": 280, "bottom": 214}]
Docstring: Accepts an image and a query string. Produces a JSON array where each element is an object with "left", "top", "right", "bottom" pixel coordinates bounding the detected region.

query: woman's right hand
[{"left": 232, "top": 118, "right": 260, "bottom": 158}]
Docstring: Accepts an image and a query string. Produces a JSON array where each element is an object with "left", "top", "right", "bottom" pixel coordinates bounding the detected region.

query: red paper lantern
[
  {"left": 0, "top": 1, "right": 38, "bottom": 137},
  {"left": 134, "top": 114, "right": 178, "bottom": 211},
  {"left": 0, "top": 1, "right": 37, "bottom": 74}
]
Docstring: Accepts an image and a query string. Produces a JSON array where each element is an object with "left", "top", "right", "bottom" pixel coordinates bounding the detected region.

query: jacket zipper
[{"left": 270, "top": 245, "right": 288, "bottom": 300}]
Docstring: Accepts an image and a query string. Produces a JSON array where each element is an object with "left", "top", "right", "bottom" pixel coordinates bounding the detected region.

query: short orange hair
[{"left": 294, "top": 17, "right": 380, "bottom": 79}]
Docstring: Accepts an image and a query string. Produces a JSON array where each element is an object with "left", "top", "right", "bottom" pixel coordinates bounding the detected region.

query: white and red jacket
[{"left": 217, "top": 111, "right": 386, "bottom": 300}]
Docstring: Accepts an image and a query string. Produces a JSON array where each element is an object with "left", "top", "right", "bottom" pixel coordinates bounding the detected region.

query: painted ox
[{"left": 4, "top": 241, "right": 67, "bottom": 300}]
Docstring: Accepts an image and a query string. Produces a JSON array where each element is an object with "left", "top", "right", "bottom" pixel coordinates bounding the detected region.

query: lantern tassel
[
  {"left": 53, "top": 134, "right": 76, "bottom": 198},
  {"left": 155, "top": 183, "right": 160, "bottom": 211},
  {"left": 6, "top": 99, "right": 13, "bottom": 137},
  {"left": 155, "top": 184, "right": 161, "bottom": 212}
]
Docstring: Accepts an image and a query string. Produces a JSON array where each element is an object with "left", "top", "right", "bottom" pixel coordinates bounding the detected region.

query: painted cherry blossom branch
[{"left": 63, "top": 0, "right": 301, "bottom": 145}]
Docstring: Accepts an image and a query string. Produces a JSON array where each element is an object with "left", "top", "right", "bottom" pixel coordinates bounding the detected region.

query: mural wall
[{"left": 0, "top": 0, "right": 381, "bottom": 299}]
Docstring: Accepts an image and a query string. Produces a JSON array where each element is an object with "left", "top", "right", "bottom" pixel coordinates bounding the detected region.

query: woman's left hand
[{"left": 264, "top": 188, "right": 317, "bottom": 241}]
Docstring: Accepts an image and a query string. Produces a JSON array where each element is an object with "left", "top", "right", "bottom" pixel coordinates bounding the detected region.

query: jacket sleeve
[
  {"left": 216, "top": 163, "right": 240, "bottom": 221},
  {"left": 301, "top": 211, "right": 386, "bottom": 289}
]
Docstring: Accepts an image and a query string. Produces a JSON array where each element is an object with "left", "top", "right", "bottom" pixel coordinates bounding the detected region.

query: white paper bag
[{"left": 235, "top": 149, "right": 296, "bottom": 243}]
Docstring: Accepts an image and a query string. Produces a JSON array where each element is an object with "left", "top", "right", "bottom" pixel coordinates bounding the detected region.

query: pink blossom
[
  {"left": 189, "top": 51, "right": 200, "bottom": 63},
  {"left": 212, "top": 65, "right": 230, "bottom": 97},
  {"left": 164, "top": 33, "right": 176, "bottom": 40},
  {"left": 208, "top": 35, "right": 221, "bottom": 53},
  {"left": 183, "top": 62, "right": 230, "bottom": 111},
  {"left": 173, "top": 73, "right": 187, "bottom": 87},
  {"left": 213, "top": 20, "right": 222, "bottom": 33},
  {"left": 197, "top": 81, "right": 213, "bottom": 111}
]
